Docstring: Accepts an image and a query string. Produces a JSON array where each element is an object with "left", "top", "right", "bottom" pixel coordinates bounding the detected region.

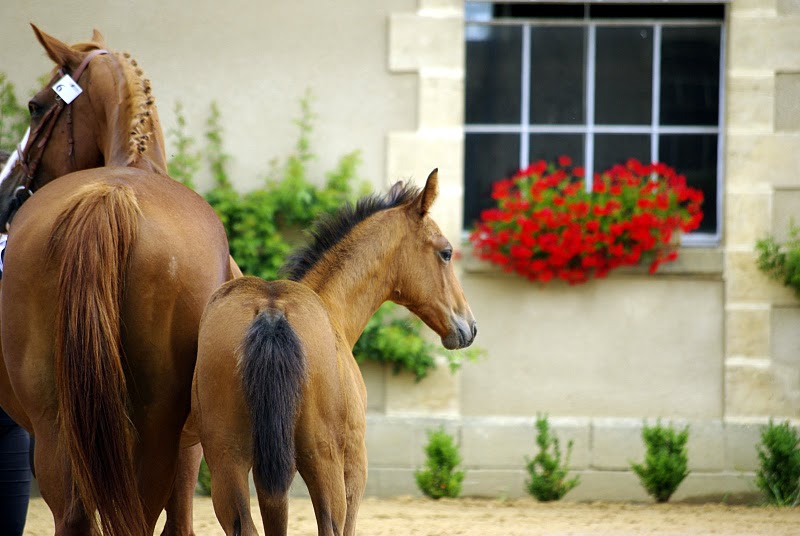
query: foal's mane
[
  {"left": 63, "top": 42, "right": 156, "bottom": 164},
  {"left": 281, "top": 183, "right": 420, "bottom": 282}
]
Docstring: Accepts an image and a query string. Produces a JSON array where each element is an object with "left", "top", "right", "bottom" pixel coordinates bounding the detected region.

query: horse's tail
[
  {"left": 240, "top": 307, "right": 306, "bottom": 495},
  {"left": 48, "top": 182, "right": 148, "bottom": 536}
]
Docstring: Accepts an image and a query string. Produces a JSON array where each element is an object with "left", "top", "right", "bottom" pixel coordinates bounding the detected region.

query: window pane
[
  {"left": 466, "top": 25, "right": 522, "bottom": 124},
  {"left": 660, "top": 26, "right": 721, "bottom": 126},
  {"left": 595, "top": 26, "right": 653, "bottom": 125},
  {"left": 594, "top": 134, "right": 651, "bottom": 172},
  {"left": 530, "top": 134, "right": 585, "bottom": 167},
  {"left": 530, "top": 26, "right": 586, "bottom": 125},
  {"left": 659, "top": 134, "right": 718, "bottom": 234},
  {"left": 464, "top": 133, "right": 521, "bottom": 227}
]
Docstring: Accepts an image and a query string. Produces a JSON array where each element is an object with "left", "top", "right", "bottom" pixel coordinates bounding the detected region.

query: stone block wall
[{"left": 725, "top": 0, "right": 800, "bottom": 418}]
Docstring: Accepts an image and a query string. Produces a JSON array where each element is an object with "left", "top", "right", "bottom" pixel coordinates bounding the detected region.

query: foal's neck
[{"left": 300, "top": 211, "right": 404, "bottom": 349}]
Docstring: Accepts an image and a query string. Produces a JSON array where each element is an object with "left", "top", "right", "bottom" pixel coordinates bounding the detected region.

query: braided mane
[{"left": 114, "top": 51, "right": 156, "bottom": 163}]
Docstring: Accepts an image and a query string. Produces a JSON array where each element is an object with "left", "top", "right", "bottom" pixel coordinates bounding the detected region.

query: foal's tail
[
  {"left": 48, "top": 182, "right": 148, "bottom": 536},
  {"left": 240, "top": 307, "right": 306, "bottom": 495}
]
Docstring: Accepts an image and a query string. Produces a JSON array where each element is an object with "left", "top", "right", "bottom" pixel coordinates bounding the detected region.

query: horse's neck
[{"left": 302, "top": 216, "right": 402, "bottom": 348}]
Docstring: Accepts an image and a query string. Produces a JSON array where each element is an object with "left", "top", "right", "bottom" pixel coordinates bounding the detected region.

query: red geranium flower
[{"left": 469, "top": 158, "right": 704, "bottom": 284}]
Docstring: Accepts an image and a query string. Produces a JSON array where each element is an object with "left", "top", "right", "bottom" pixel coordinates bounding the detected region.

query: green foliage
[
  {"left": 353, "top": 302, "right": 484, "bottom": 381},
  {"left": 166, "top": 101, "right": 201, "bottom": 190},
  {"left": 197, "top": 93, "right": 362, "bottom": 280},
  {"left": 756, "top": 419, "right": 800, "bottom": 506},
  {"left": 525, "top": 414, "right": 580, "bottom": 501},
  {"left": 415, "top": 427, "right": 464, "bottom": 499},
  {"left": 205, "top": 100, "right": 232, "bottom": 189},
  {"left": 630, "top": 420, "right": 690, "bottom": 503},
  {"left": 197, "top": 457, "right": 212, "bottom": 496},
  {"left": 0, "top": 73, "right": 28, "bottom": 153},
  {"left": 756, "top": 222, "right": 800, "bottom": 298},
  {"left": 353, "top": 302, "right": 436, "bottom": 381}
]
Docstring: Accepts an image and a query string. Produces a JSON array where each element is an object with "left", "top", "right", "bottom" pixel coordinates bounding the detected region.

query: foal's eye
[
  {"left": 28, "top": 101, "right": 42, "bottom": 118},
  {"left": 439, "top": 248, "right": 452, "bottom": 263}
]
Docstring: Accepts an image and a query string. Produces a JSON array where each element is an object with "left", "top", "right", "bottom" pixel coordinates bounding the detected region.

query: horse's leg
[
  {"left": 296, "top": 431, "right": 348, "bottom": 536},
  {"left": 160, "top": 442, "right": 202, "bottom": 536},
  {"left": 205, "top": 450, "right": 259, "bottom": 536},
  {"left": 0, "top": 285, "right": 33, "bottom": 432},
  {"left": 342, "top": 441, "right": 368, "bottom": 536},
  {"left": 32, "top": 425, "right": 94, "bottom": 535},
  {"left": 196, "top": 374, "right": 258, "bottom": 535},
  {"left": 253, "top": 482, "right": 289, "bottom": 535}
]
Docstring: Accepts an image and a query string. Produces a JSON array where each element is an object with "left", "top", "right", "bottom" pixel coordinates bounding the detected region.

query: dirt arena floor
[{"left": 22, "top": 495, "right": 800, "bottom": 535}]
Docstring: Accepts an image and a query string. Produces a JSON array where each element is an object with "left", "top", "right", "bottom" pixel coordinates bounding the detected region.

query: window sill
[{"left": 459, "top": 241, "right": 723, "bottom": 279}]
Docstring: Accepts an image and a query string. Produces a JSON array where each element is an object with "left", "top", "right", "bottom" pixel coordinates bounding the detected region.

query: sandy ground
[{"left": 22, "top": 496, "right": 800, "bottom": 535}]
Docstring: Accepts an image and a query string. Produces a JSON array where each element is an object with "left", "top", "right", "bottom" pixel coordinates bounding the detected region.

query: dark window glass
[
  {"left": 659, "top": 134, "right": 717, "bottom": 234},
  {"left": 590, "top": 5, "right": 724, "bottom": 20},
  {"left": 493, "top": 3, "right": 584, "bottom": 19},
  {"left": 464, "top": 133, "right": 521, "bottom": 227},
  {"left": 466, "top": 25, "right": 522, "bottom": 124},
  {"left": 530, "top": 134, "right": 585, "bottom": 167},
  {"left": 595, "top": 26, "right": 653, "bottom": 125},
  {"left": 530, "top": 27, "right": 586, "bottom": 125},
  {"left": 660, "top": 26, "right": 721, "bottom": 126},
  {"left": 594, "top": 134, "right": 651, "bottom": 172}
]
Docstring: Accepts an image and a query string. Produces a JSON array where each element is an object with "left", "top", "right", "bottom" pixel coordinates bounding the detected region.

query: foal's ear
[
  {"left": 387, "top": 180, "right": 405, "bottom": 202},
  {"left": 31, "top": 24, "right": 82, "bottom": 69},
  {"left": 91, "top": 29, "right": 107, "bottom": 48},
  {"left": 416, "top": 168, "right": 439, "bottom": 216}
]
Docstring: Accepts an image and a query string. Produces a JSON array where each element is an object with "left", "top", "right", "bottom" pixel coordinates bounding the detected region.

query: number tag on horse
[{"left": 52, "top": 74, "right": 83, "bottom": 104}]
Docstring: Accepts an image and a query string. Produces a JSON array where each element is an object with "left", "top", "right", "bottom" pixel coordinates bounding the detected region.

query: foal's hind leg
[
  {"left": 296, "top": 437, "right": 348, "bottom": 536},
  {"left": 254, "top": 482, "right": 289, "bottom": 535},
  {"left": 205, "top": 451, "right": 259, "bottom": 536},
  {"left": 342, "top": 442, "right": 368, "bottom": 536}
]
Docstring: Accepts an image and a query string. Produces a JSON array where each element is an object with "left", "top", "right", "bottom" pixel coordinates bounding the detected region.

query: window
[{"left": 464, "top": 2, "right": 725, "bottom": 245}]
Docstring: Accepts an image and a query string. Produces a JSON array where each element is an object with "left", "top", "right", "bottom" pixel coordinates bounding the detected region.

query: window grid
[{"left": 465, "top": 17, "right": 725, "bottom": 245}]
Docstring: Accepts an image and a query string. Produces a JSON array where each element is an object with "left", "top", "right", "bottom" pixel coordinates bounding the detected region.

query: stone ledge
[{"left": 461, "top": 245, "right": 723, "bottom": 278}]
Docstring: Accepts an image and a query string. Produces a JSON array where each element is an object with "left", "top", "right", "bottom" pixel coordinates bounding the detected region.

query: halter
[{"left": 4, "top": 49, "right": 108, "bottom": 230}]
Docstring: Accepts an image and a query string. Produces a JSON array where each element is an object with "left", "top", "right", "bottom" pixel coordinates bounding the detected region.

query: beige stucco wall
[{"left": 1, "top": 0, "right": 417, "bottom": 193}]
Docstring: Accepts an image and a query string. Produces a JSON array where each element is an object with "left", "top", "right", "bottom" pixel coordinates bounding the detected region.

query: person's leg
[{"left": 0, "top": 407, "right": 32, "bottom": 536}]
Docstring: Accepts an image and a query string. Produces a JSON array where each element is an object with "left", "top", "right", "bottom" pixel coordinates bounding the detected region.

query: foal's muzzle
[{"left": 442, "top": 315, "right": 477, "bottom": 350}]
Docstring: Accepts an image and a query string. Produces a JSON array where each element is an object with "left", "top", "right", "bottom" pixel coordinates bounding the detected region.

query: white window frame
[{"left": 464, "top": 4, "right": 726, "bottom": 247}]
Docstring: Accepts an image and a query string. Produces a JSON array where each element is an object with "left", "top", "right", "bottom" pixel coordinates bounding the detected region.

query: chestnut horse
[
  {"left": 0, "top": 26, "right": 235, "bottom": 535},
  {"left": 193, "top": 169, "right": 477, "bottom": 535}
]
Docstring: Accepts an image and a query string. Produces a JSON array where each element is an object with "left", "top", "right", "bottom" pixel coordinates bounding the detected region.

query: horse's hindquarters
[{"left": 2, "top": 167, "right": 231, "bottom": 533}]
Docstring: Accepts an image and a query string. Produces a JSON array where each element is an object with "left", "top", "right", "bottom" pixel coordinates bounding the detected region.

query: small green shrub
[
  {"left": 415, "top": 427, "right": 464, "bottom": 499},
  {"left": 525, "top": 414, "right": 579, "bottom": 501},
  {"left": 756, "top": 222, "right": 800, "bottom": 298},
  {"left": 756, "top": 419, "right": 800, "bottom": 506},
  {"left": 0, "top": 73, "right": 29, "bottom": 153},
  {"left": 630, "top": 420, "right": 690, "bottom": 503},
  {"left": 197, "top": 457, "right": 212, "bottom": 496}
]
